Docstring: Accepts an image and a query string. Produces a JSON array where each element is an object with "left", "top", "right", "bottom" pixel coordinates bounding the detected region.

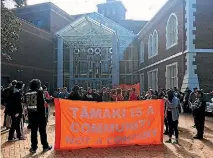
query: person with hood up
[{"left": 164, "top": 90, "right": 180, "bottom": 144}]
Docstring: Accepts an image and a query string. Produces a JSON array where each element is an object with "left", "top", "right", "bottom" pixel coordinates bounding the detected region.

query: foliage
[
  {"left": 14, "top": 0, "right": 27, "bottom": 8},
  {"left": 1, "top": 0, "right": 22, "bottom": 60}
]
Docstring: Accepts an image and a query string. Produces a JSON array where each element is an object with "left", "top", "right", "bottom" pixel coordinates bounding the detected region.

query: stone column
[
  {"left": 69, "top": 47, "right": 74, "bottom": 90},
  {"left": 112, "top": 33, "right": 119, "bottom": 86},
  {"left": 57, "top": 37, "right": 63, "bottom": 88}
]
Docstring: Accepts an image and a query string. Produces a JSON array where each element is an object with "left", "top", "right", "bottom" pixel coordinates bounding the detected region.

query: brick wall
[
  {"left": 1, "top": 19, "right": 55, "bottom": 92},
  {"left": 194, "top": 0, "right": 213, "bottom": 49},
  {"left": 139, "top": 0, "right": 185, "bottom": 69},
  {"left": 195, "top": 53, "right": 213, "bottom": 92}
]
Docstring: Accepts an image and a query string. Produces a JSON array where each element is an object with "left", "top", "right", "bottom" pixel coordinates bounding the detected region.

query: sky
[{"left": 27, "top": 0, "right": 167, "bottom": 20}]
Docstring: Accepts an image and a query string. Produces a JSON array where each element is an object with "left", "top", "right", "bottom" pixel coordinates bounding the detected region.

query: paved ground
[{"left": 1, "top": 107, "right": 213, "bottom": 158}]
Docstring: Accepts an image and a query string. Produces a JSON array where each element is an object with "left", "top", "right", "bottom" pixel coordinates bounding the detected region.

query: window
[
  {"left": 80, "top": 62, "right": 88, "bottom": 74},
  {"left": 166, "top": 62, "right": 178, "bottom": 90},
  {"left": 101, "top": 62, "right": 108, "bottom": 73},
  {"left": 140, "top": 73, "right": 144, "bottom": 92},
  {"left": 152, "top": 30, "right": 158, "bottom": 56},
  {"left": 166, "top": 13, "right": 178, "bottom": 49},
  {"left": 147, "top": 69, "right": 158, "bottom": 91},
  {"left": 140, "top": 42, "right": 144, "bottom": 63},
  {"left": 148, "top": 34, "right": 153, "bottom": 58}
]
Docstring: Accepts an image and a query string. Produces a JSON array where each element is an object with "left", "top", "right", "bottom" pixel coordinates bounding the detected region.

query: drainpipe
[{"left": 181, "top": 0, "right": 186, "bottom": 92}]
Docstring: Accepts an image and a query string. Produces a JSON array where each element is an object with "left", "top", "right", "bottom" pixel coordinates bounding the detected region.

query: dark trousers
[
  {"left": 164, "top": 118, "right": 169, "bottom": 133},
  {"left": 167, "top": 111, "right": 179, "bottom": 139},
  {"left": 3, "top": 112, "right": 7, "bottom": 127},
  {"left": 194, "top": 113, "right": 205, "bottom": 138},
  {"left": 8, "top": 116, "right": 22, "bottom": 139},
  {"left": 192, "top": 111, "right": 196, "bottom": 126},
  {"left": 31, "top": 121, "right": 49, "bottom": 150}
]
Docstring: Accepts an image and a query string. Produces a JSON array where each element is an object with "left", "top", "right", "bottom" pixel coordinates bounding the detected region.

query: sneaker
[
  {"left": 193, "top": 136, "right": 203, "bottom": 140},
  {"left": 172, "top": 140, "right": 178, "bottom": 144},
  {"left": 165, "top": 139, "right": 172, "bottom": 143},
  {"left": 164, "top": 132, "right": 169, "bottom": 135},
  {"left": 8, "top": 138, "right": 18, "bottom": 142},
  {"left": 43, "top": 145, "right": 52, "bottom": 152},
  {"left": 29, "top": 148, "right": 37, "bottom": 154},
  {"left": 18, "top": 137, "right": 26, "bottom": 140}
]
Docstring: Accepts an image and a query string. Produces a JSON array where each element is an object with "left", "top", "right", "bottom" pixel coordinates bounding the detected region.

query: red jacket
[{"left": 129, "top": 92, "right": 138, "bottom": 101}]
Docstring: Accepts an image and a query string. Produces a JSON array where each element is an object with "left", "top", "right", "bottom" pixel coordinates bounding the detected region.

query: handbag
[{"left": 5, "top": 115, "right": 12, "bottom": 128}]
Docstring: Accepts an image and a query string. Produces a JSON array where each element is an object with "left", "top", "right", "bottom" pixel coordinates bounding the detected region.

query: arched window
[
  {"left": 148, "top": 34, "right": 153, "bottom": 58},
  {"left": 166, "top": 13, "right": 178, "bottom": 49},
  {"left": 140, "top": 42, "right": 144, "bottom": 63},
  {"left": 152, "top": 30, "right": 158, "bottom": 56}
]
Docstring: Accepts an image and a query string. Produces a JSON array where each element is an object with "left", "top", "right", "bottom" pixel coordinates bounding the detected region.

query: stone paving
[{"left": 1, "top": 107, "right": 213, "bottom": 158}]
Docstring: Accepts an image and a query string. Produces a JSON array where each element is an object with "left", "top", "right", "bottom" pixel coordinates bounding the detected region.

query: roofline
[
  {"left": 91, "top": 12, "right": 135, "bottom": 35},
  {"left": 137, "top": 0, "right": 181, "bottom": 38},
  {"left": 11, "top": 2, "right": 74, "bottom": 21},
  {"left": 55, "top": 15, "right": 115, "bottom": 37},
  {"left": 17, "top": 17, "right": 52, "bottom": 35}
]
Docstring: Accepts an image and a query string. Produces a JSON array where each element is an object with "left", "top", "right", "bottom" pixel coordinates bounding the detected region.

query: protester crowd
[{"left": 1, "top": 79, "right": 213, "bottom": 153}]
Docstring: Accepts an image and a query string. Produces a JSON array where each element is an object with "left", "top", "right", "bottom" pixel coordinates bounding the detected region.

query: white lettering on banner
[
  {"left": 81, "top": 107, "right": 89, "bottom": 119},
  {"left": 103, "top": 109, "right": 111, "bottom": 119},
  {"left": 90, "top": 108, "right": 102, "bottom": 119},
  {"left": 91, "top": 123, "right": 102, "bottom": 133},
  {"left": 112, "top": 109, "right": 121, "bottom": 118},
  {"left": 122, "top": 109, "right": 126, "bottom": 118},
  {"left": 71, "top": 122, "right": 79, "bottom": 132},
  {"left": 70, "top": 120, "right": 150, "bottom": 133},
  {"left": 82, "top": 123, "right": 90, "bottom": 133},
  {"left": 138, "top": 120, "right": 146, "bottom": 127},
  {"left": 65, "top": 129, "right": 158, "bottom": 145},
  {"left": 70, "top": 108, "right": 79, "bottom": 118},
  {"left": 70, "top": 107, "right": 147, "bottom": 119},
  {"left": 147, "top": 106, "right": 154, "bottom": 115},
  {"left": 115, "top": 124, "right": 124, "bottom": 132}
]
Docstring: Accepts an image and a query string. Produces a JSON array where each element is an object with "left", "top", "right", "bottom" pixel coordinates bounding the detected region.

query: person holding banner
[{"left": 164, "top": 90, "right": 180, "bottom": 144}]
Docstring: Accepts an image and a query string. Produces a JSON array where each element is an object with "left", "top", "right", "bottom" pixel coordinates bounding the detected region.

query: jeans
[{"left": 167, "top": 111, "right": 179, "bottom": 139}]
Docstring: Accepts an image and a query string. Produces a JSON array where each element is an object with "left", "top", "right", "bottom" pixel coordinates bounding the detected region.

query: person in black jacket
[
  {"left": 25, "top": 79, "right": 52, "bottom": 153},
  {"left": 82, "top": 88, "right": 96, "bottom": 101},
  {"left": 2, "top": 80, "right": 17, "bottom": 128},
  {"left": 8, "top": 81, "right": 25, "bottom": 141},
  {"left": 191, "top": 90, "right": 206, "bottom": 139},
  {"left": 69, "top": 85, "right": 82, "bottom": 100}
]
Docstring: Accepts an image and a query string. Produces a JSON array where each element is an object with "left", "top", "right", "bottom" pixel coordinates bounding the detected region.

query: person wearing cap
[
  {"left": 191, "top": 90, "right": 206, "bottom": 139},
  {"left": 189, "top": 87, "right": 198, "bottom": 128}
]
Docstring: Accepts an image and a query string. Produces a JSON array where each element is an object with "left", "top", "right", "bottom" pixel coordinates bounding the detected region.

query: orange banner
[
  {"left": 118, "top": 83, "right": 140, "bottom": 95},
  {"left": 55, "top": 99, "right": 164, "bottom": 150}
]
